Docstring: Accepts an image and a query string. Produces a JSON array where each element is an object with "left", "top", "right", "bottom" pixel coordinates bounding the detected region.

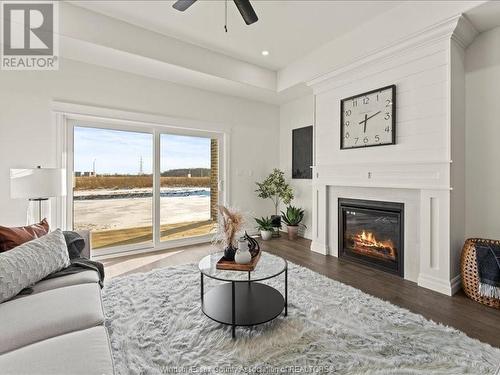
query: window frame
[{"left": 54, "top": 102, "right": 228, "bottom": 259}]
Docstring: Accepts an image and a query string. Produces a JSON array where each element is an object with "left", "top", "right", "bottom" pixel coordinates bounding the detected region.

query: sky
[{"left": 74, "top": 126, "right": 211, "bottom": 175}]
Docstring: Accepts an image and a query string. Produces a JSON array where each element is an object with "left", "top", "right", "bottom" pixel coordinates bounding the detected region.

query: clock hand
[
  {"left": 359, "top": 114, "right": 368, "bottom": 133},
  {"left": 359, "top": 111, "right": 381, "bottom": 133},
  {"left": 363, "top": 113, "right": 368, "bottom": 133},
  {"left": 365, "top": 110, "right": 381, "bottom": 122}
]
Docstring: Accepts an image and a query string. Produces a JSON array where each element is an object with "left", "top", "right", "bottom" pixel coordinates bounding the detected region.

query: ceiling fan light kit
[{"left": 172, "top": 0, "right": 259, "bottom": 28}]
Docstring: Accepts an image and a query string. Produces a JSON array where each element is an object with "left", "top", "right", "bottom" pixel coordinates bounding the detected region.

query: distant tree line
[
  {"left": 160, "top": 168, "right": 210, "bottom": 177},
  {"left": 76, "top": 168, "right": 210, "bottom": 178}
]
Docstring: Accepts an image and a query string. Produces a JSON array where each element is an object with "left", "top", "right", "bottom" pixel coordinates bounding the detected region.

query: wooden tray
[{"left": 216, "top": 251, "right": 261, "bottom": 271}]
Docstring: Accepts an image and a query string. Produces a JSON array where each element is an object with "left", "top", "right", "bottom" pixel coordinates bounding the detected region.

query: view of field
[{"left": 74, "top": 176, "right": 215, "bottom": 250}]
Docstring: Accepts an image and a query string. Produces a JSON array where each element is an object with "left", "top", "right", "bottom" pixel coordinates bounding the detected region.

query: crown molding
[
  {"left": 451, "top": 15, "right": 478, "bottom": 49},
  {"left": 307, "top": 15, "right": 476, "bottom": 89}
]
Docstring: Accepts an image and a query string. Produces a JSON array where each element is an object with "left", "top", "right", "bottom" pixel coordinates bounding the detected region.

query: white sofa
[{"left": 0, "top": 231, "right": 115, "bottom": 375}]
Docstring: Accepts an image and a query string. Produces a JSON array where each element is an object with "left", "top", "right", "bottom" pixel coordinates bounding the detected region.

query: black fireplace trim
[{"left": 338, "top": 198, "right": 404, "bottom": 277}]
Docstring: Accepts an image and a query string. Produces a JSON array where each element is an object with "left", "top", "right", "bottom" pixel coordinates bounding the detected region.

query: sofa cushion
[
  {"left": 0, "top": 326, "right": 114, "bottom": 375},
  {"left": 0, "top": 218, "right": 49, "bottom": 252},
  {"left": 0, "top": 283, "right": 104, "bottom": 354},
  {"left": 0, "top": 229, "right": 70, "bottom": 303},
  {"left": 27, "top": 270, "right": 100, "bottom": 295}
]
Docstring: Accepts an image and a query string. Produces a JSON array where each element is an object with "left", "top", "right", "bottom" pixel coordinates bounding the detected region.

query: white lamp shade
[{"left": 10, "top": 168, "right": 66, "bottom": 199}]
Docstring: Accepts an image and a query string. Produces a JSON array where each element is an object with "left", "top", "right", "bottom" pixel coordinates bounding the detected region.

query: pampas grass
[{"left": 212, "top": 205, "right": 244, "bottom": 250}]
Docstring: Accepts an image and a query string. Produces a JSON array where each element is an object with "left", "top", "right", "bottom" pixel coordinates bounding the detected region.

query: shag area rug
[{"left": 102, "top": 263, "right": 500, "bottom": 374}]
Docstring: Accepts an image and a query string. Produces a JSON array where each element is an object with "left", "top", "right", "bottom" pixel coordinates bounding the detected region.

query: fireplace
[{"left": 338, "top": 198, "right": 404, "bottom": 276}]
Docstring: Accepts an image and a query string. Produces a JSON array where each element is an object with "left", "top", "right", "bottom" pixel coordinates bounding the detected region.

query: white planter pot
[
  {"left": 260, "top": 230, "right": 272, "bottom": 241},
  {"left": 287, "top": 225, "right": 299, "bottom": 240}
]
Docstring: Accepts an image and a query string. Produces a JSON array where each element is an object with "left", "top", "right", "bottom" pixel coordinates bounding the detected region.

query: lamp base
[{"left": 27, "top": 198, "right": 49, "bottom": 224}]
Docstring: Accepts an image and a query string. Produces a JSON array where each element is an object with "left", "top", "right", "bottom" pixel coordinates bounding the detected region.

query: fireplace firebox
[{"left": 338, "top": 198, "right": 404, "bottom": 276}]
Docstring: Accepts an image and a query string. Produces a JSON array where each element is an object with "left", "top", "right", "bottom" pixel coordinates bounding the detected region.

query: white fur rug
[{"left": 102, "top": 262, "right": 500, "bottom": 374}]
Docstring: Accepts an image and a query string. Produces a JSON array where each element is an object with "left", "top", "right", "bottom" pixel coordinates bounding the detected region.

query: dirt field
[
  {"left": 75, "top": 176, "right": 210, "bottom": 190},
  {"left": 73, "top": 194, "right": 211, "bottom": 231}
]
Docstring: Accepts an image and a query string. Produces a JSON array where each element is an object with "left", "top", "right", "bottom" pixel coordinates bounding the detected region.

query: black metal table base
[{"left": 200, "top": 268, "right": 287, "bottom": 338}]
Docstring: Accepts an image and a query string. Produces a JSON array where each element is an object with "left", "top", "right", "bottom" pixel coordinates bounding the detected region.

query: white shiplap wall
[{"left": 314, "top": 39, "right": 450, "bottom": 165}]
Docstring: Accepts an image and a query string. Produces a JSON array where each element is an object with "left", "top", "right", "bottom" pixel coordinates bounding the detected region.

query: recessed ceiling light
[{"left": 261, "top": 50, "right": 269, "bottom": 56}]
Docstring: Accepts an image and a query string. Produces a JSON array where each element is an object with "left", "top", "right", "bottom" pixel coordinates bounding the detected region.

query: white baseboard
[
  {"left": 417, "top": 274, "right": 456, "bottom": 296},
  {"left": 450, "top": 274, "right": 462, "bottom": 295},
  {"left": 310, "top": 241, "right": 329, "bottom": 255}
]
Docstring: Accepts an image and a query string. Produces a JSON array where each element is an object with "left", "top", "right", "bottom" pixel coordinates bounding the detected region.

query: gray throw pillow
[{"left": 0, "top": 229, "right": 70, "bottom": 303}]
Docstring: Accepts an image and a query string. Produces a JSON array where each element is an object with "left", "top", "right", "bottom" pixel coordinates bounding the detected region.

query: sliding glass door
[
  {"left": 70, "top": 122, "right": 222, "bottom": 256},
  {"left": 159, "top": 134, "right": 217, "bottom": 242}
]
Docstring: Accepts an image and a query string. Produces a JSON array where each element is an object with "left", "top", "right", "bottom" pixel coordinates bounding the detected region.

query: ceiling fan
[{"left": 172, "top": 0, "right": 259, "bottom": 26}]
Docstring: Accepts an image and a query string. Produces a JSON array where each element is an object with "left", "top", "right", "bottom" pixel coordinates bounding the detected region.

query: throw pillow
[
  {"left": 0, "top": 229, "right": 70, "bottom": 303},
  {"left": 0, "top": 219, "right": 49, "bottom": 252}
]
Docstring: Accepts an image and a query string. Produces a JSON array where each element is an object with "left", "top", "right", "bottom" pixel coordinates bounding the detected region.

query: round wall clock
[{"left": 340, "top": 84, "right": 396, "bottom": 149}]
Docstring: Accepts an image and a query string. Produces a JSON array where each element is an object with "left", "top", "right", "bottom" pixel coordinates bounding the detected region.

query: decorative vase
[
  {"left": 235, "top": 238, "right": 252, "bottom": 264},
  {"left": 260, "top": 230, "right": 272, "bottom": 241},
  {"left": 224, "top": 245, "right": 236, "bottom": 261},
  {"left": 243, "top": 231, "right": 260, "bottom": 255},
  {"left": 287, "top": 225, "right": 299, "bottom": 240}
]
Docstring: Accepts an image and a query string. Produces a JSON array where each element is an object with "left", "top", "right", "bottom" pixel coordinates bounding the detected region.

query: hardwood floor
[{"left": 101, "top": 236, "right": 500, "bottom": 348}]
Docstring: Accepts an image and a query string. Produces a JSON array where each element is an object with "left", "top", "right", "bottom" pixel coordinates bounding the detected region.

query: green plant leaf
[
  {"left": 255, "top": 169, "right": 295, "bottom": 214},
  {"left": 254, "top": 216, "right": 273, "bottom": 231},
  {"left": 281, "top": 205, "right": 305, "bottom": 226}
]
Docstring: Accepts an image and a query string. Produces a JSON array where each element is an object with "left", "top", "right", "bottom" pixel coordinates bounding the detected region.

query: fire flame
[{"left": 358, "top": 230, "right": 394, "bottom": 250}]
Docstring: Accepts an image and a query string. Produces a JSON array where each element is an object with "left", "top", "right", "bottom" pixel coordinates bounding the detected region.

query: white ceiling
[
  {"left": 466, "top": 1, "right": 500, "bottom": 33},
  {"left": 71, "top": 0, "right": 398, "bottom": 71}
]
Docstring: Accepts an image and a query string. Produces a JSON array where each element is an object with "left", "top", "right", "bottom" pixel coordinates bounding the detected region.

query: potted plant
[
  {"left": 281, "top": 206, "right": 306, "bottom": 240},
  {"left": 255, "top": 169, "right": 294, "bottom": 232},
  {"left": 254, "top": 216, "right": 274, "bottom": 241}
]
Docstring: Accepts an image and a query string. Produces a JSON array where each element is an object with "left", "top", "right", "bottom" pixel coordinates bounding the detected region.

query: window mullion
[{"left": 153, "top": 130, "right": 161, "bottom": 247}]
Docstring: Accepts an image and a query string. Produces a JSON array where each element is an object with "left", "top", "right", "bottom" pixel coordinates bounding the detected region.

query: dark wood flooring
[{"left": 102, "top": 236, "right": 500, "bottom": 348}]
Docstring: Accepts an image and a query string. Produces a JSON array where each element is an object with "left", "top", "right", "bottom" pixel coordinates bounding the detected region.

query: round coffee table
[{"left": 198, "top": 251, "right": 287, "bottom": 338}]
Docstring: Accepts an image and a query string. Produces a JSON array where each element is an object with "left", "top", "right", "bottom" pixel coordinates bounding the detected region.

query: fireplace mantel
[{"left": 313, "top": 160, "right": 452, "bottom": 191}]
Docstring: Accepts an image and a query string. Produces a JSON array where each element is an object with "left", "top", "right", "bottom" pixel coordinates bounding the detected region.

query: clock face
[{"left": 341, "top": 85, "right": 396, "bottom": 149}]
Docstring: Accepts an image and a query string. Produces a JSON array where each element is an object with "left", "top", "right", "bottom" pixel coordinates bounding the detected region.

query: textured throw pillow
[
  {"left": 0, "top": 219, "right": 49, "bottom": 252},
  {"left": 0, "top": 229, "right": 70, "bottom": 303}
]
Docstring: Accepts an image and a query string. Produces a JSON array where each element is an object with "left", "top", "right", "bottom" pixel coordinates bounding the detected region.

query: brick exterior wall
[{"left": 210, "top": 139, "right": 218, "bottom": 221}]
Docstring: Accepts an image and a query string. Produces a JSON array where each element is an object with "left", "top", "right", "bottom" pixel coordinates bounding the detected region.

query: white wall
[
  {"left": 279, "top": 95, "right": 314, "bottom": 239},
  {"left": 0, "top": 59, "right": 279, "bottom": 228},
  {"left": 465, "top": 26, "right": 500, "bottom": 239}
]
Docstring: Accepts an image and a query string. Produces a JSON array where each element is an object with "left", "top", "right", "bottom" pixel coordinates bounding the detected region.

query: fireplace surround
[{"left": 338, "top": 198, "right": 404, "bottom": 276}]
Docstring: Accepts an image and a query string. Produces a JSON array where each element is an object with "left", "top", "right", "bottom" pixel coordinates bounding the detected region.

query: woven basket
[{"left": 460, "top": 238, "right": 500, "bottom": 309}]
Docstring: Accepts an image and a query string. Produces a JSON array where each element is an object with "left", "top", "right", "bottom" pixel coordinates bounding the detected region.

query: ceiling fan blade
[
  {"left": 233, "top": 0, "right": 258, "bottom": 25},
  {"left": 172, "top": 0, "right": 197, "bottom": 12}
]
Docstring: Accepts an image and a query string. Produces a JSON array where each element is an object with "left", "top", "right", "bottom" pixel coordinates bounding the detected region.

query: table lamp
[{"left": 10, "top": 166, "right": 66, "bottom": 224}]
